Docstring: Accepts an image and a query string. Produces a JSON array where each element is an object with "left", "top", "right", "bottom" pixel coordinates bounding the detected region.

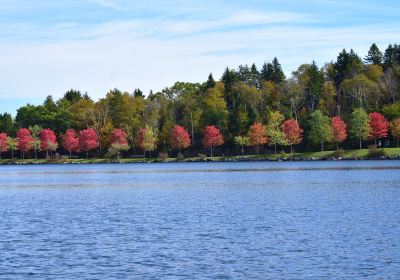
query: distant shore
[{"left": 1, "top": 148, "right": 399, "bottom": 165}]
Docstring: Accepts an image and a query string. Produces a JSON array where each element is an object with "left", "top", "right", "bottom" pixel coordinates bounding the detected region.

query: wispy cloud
[
  {"left": 91, "top": 0, "right": 122, "bottom": 11},
  {"left": 0, "top": 0, "right": 399, "bottom": 114}
]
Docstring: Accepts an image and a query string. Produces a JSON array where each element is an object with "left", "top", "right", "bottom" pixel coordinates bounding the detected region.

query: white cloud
[{"left": 0, "top": 4, "right": 398, "bottom": 114}]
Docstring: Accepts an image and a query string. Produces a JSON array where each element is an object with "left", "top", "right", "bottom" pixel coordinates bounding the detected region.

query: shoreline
[{"left": 1, "top": 147, "right": 400, "bottom": 165}]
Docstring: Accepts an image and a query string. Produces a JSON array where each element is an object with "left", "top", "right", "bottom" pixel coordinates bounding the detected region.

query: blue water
[{"left": 0, "top": 160, "right": 400, "bottom": 279}]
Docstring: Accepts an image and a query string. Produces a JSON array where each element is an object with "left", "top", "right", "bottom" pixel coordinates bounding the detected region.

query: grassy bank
[{"left": 0, "top": 148, "right": 399, "bottom": 165}]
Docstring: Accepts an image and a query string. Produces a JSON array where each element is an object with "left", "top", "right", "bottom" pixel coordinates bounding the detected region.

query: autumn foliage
[
  {"left": 40, "top": 128, "right": 57, "bottom": 157},
  {"left": 331, "top": 116, "right": 347, "bottom": 146},
  {"left": 283, "top": 119, "right": 303, "bottom": 145},
  {"left": 0, "top": 133, "right": 7, "bottom": 156},
  {"left": 170, "top": 125, "right": 191, "bottom": 151},
  {"left": 202, "top": 125, "right": 224, "bottom": 156},
  {"left": 16, "top": 128, "right": 33, "bottom": 158},
  {"left": 79, "top": 128, "right": 99, "bottom": 157},
  {"left": 111, "top": 128, "right": 128, "bottom": 145},
  {"left": 369, "top": 112, "right": 389, "bottom": 142},
  {"left": 61, "top": 129, "right": 79, "bottom": 157},
  {"left": 135, "top": 128, "right": 147, "bottom": 150},
  {"left": 390, "top": 118, "right": 400, "bottom": 147},
  {"left": 248, "top": 122, "right": 267, "bottom": 154}
]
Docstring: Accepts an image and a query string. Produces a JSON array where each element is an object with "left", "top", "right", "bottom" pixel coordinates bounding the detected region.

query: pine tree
[
  {"left": 306, "top": 61, "right": 324, "bottom": 111},
  {"left": 260, "top": 62, "right": 274, "bottom": 82},
  {"left": 272, "top": 57, "right": 285, "bottom": 84},
  {"left": 364, "top": 43, "right": 382, "bottom": 65},
  {"left": 206, "top": 73, "right": 216, "bottom": 89},
  {"left": 133, "top": 88, "right": 144, "bottom": 97}
]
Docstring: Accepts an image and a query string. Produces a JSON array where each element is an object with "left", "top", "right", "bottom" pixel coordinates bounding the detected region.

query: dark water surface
[{"left": 0, "top": 161, "right": 400, "bottom": 279}]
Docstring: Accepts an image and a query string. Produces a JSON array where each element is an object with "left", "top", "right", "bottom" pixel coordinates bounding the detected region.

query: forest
[{"left": 0, "top": 43, "right": 400, "bottom": 159}]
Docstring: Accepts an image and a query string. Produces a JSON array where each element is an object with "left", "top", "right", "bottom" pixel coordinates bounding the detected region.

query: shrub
[
  {"left": 333, "top": 148, "right": 345, "bottom": 158},
  {"left": 198, "top": 153, "right": 207, "bottom": 160},
  {"left": 279, "top": 150, "right": 288, "bottom": 159},
  {"left": 177, "top": 152, "right": 184, "bottom": 161},
  {"left": 158, "top": 152, "right": 169, "bottom": 161},
  {"left": 367, "top": 145, "right": 387, "bottom": 158}
]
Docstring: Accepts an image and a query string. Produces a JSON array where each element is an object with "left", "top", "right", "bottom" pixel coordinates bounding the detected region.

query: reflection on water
[{"left": 0, "top": 160, "right": 400, "bottom": 279}]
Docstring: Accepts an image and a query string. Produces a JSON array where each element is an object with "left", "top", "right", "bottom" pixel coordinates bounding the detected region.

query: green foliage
[
  {"left": 308, "top": 110, "right": 333, "bottom": 151},
  {"left": 265, "top": 111, "right": 287, "bottom": 153},
  {"left": 349, "top": 108, "right": 372, "bottom": 149},
  {"left": 367, "top": 145, "right": 387, "bottom": 158},
  {"left": 382, "top": 103, "right": 400, "bottom": 121}
]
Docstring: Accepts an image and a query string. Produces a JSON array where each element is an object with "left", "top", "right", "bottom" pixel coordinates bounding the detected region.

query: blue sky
[{"left": 0, "top": 0, "right": 399, "bottom": 115}]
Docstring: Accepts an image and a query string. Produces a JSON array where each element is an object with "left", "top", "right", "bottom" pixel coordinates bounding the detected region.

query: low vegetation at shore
[{"left": 1, "top": 148, "right": 399, "bottom": 165}]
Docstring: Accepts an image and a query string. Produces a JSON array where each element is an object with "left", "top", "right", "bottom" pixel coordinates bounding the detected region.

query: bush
[
  {"left": 198, "top": 153, "right": 207, "bottom": 160},
  {"left": 333, "top": 148, "right": 345, "bottom": 158},
  {"left": 177, "top": 152, "right": 184, "bottom": 161},
  {"left": 279, "top": 150, "right": 288, "bottom": 159},
  {"left": 367, "top": 145, "right": 387, "bottom": 158},
  {"left": 158, "top": 152, "right": 169, "bottom": 161}
]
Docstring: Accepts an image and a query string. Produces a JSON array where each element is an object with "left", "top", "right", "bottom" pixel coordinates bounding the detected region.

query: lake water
[{"left": 0, "top": 160, "right": 400, "bottom": 279}]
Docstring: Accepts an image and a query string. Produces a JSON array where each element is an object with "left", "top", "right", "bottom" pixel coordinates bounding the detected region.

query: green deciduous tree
[
  {"left": 265, "top": 111, "right": 287, "bottom": 154},
  {"left": 349, "top": 108, "right": 371, "bottom": 149},
  {"left": 308, "top": 110, "right": 333, "bottom": 151}
]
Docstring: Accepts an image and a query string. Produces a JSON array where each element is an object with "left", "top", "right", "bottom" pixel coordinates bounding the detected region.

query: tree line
[{"left": 0, "top": 43, "right": 400, "bottom": 159}]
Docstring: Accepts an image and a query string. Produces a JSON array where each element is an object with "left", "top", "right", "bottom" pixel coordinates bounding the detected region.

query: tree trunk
[
  {"left": 11, "top": 150, "right": 13, "bottom": 159},
  {"left": 34, "top": 149, "right": 37, "bottom": 159},
  {"left": 321, "top": 140, "right": 324, "bottom": 152},
  {"left": 359, "top": 137, "right": 362, "bottom": 149},
  {"left": 336, "top": 143, "right": 338, "bottom": 151},
  {"left": 69, "top": 150, "right": 72, "bottom": 159},
  {"left": 397, "top": 138, "right": 399, "bottom": 148},
  {"left": 241, "top": 145, "right": 244, "bottom": 156},
  {"left": 274, "top": 144, "right": 277, "bottom": 154},
  {"left": 256, "top": 145, "right": 259, "bottom": 155},
  {"left": 290, "top": 144, "right": 293, "bottom": 154},
  {"left": 210, "top": 147, "right": 213, "bottom": 157},
  {"left": 86, "top": 150, "right": 89, "bottom": 159},
  {"left": 46, "top": 150, "right": 49, "bottom": 159}
]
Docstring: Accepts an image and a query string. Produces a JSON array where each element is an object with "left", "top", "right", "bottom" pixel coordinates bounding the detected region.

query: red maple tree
[
  {"left": 17, "top": 128, "right": 33, "bottom": 159},
  {"left": 369, "top": 112, "right": 389, "bottom": 144},
  {"left": 390, "top": 118, "right": 400, "bottom": 147},
  {"left": 0, "top": 133, "right": 7, "bottom": 158},
  {"left": 248, "top": 122, "right": 267, "bottom": 154},
  {"left": 170, "top": 125, "right": 191, "bottom": 152},
  {"left": 111, "top": 128, "right": 128, "bottom": 145},
  {"left": 79, "top": 128, "right": 99, "bottom": 158},
  {"left": 135, "top": 128, "right": 146, "bottom": 150},
  {"left": 61, "top": 129, "right": 79, "bottom": 158},
  {"left": 282, "top": 119, "right": 303, "bottom": 153},
  {"left": 40, "top": 128, "right": 57, "bottom": 158},
  {"left": 202, "top": 125, "right": 224, "bottom": 157},
  {"left": 330, "top": 116, "right": 347, "bottom": 150}
]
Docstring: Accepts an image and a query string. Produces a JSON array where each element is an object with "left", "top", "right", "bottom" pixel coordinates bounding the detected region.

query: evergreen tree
[
  {"left": 0, "top": 113, "right": 14, "bottom": 135},
  {"left": 333, "top": 49, "right": 363, "bottom": 87},
  {"left": 133, "top": 88, "right": 144, "bottom": 97},
  {"left": 64, "top": 89, "right": 82, "bottom": 104},
  {"left": 272, "top": 57, "right": 285, "bottom": 84},
  {"left": 206, "top": 73, "right": 216, "bottom": 89},
  {"left": 305, "top": 61, "right": 324, "bottom": 111},
  {"left": 383, "top": 44, "right": 400, "bottom": 67},
  {"left": 364, "top": 43, "right": 383, "bottom": 65},
  {"left": 249, "top": 63, "right": 260, "bottom": 88},
  {"left": 260, "top": 62, "right": 274, "bottom": 82}
]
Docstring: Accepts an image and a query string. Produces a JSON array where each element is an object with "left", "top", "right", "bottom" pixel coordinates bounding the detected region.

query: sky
[{"left": 0, "top": 0, "right": 399, "bottom": 115}]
